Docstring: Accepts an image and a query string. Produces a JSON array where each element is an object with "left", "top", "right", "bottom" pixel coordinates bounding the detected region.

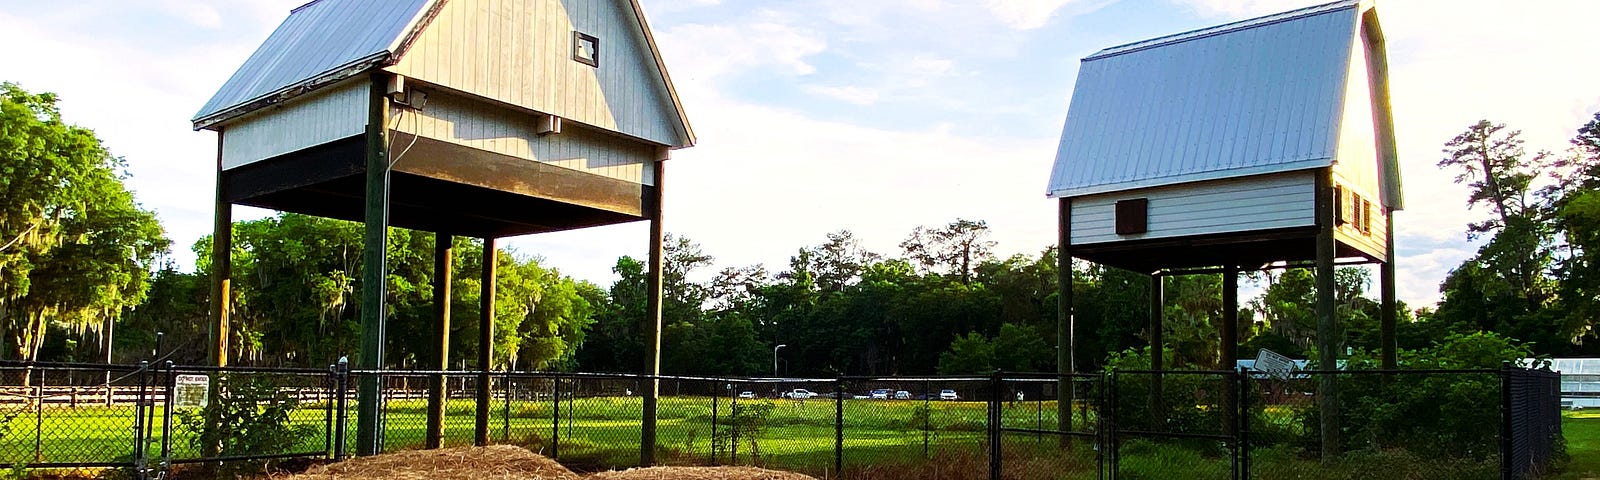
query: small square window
[{"left": 573, "top": 31, "right": 599, "bottom": 67}]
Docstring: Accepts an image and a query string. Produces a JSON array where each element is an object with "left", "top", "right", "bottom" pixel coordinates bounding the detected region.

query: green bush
[
  {"left": 178, "top": 374, "right": 317, "bottom": 478},
  {"left": 712, "top": 400, "right": 774, "bottom": 463},
  {"left": 1105, "top": 347, "right": 1231, "bottom": 455},
  {"left": 1264, "top": 332, "right": 1548, "bottom": 462}
]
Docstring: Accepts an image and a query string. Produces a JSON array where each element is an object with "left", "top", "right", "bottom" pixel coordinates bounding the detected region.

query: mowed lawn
[
  {"left": 1558, "top": 411, "right": 1600, "bottom": 480},
  {"left": 0, "top": 396, "right": 1086, "bottom": 475},
  {"left": 6, "top": 397, "right": 1594, "bottom": 479}
]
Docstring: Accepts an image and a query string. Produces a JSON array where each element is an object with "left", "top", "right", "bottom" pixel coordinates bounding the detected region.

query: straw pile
[
  {"left": 285, "top": 445, "right": 579, "bottom": 480},
  {"left": 587, "top": 466, "right": 816, "bottom": 480},
  {"left": 276, "top": 446, "right": 817, "bottom": 480}
]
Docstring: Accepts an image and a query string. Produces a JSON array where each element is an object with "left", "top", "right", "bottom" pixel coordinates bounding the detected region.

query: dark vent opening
[{"left": 1115, "top": 198, "right": 1149, "bottom": 235}]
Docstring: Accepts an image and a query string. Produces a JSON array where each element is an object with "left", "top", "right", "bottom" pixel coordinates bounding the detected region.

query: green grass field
[
  {"left": 1555, "top": 411, "right": 1600, "bottom": 480},
  {"left": 4, "top": 397, "right": 1595, "bottom": 479}
]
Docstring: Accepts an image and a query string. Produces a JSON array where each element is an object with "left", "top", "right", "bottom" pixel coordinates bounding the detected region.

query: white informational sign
[
  {"left": 174, "top": 374, "right": 210, "bottom": 408},
  {"left": 1254, "top": 349, "right": 1297, "bottom": 380}
]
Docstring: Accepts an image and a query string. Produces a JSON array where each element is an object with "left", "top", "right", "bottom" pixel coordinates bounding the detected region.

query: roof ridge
[
  {"left": 290, "top": 0, "right": 326, "bottom": 14},
  {"left": 1085, "top": 0, "right": 1359, "bottom": 61}
]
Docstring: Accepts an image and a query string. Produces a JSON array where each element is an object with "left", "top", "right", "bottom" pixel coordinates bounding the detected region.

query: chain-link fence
[{"left": 0, "top": 362, "right": 1566, "bottom": 479}]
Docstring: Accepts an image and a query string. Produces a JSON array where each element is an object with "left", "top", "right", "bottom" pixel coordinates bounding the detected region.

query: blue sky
[{"left": 1, "top": 0, "right": 1597, "bottom": 308}]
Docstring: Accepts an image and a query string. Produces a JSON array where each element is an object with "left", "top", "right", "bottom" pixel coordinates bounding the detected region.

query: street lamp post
[{"left": 773, "top": 344, "right": 787, "bottom": 377}]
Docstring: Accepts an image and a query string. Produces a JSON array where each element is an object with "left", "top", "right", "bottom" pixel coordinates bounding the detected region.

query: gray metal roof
[
  {"left": 192, "top": 0, "right": 431, "bottom": 127},
  {"left": 1047, "top": 0, "right": 1371, "bottom": 198}
]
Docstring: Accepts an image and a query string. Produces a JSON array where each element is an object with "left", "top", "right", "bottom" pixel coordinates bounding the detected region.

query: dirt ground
[{"left": 276, "top": 446, "right": 815, "bottom": 480}]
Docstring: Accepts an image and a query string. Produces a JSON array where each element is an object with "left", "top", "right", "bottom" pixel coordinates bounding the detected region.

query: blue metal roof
[
  {"left": 193, "top": 0, "right": 431, "bottom": 127},
  {"left": 1047, "top": 0, "right": 1371, "bottom": 198}
]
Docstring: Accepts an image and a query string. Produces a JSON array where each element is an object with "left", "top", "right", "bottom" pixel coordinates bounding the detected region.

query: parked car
[
  {"left": 894, "top": 390, "right": 911, "bottom": 400},
  {"left": 737, "top": 391, "right": 755, "bottom": 399},
  {"left": 940, "top": 389, "right": 959, "bottom": 401},
  {"left": 786, "top": 389, "right": 815, "bottom": 399},
  {"left": 870, "top": 389, "right": 891, "bottom": 399}
]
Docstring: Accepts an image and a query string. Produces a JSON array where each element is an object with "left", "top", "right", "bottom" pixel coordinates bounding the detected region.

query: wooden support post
[
  {"left": 1314, "top": 169, "right": 1341, "bottom": 460},
  {"left": 642, "top": 160, "right": 665, "bottom": 465},
  {"left": 355, "top": 73, "right": 391, "bottom": 457},
  {"left": 476, "top": 237, "right": 496, "bottom": 447},
  {"left": 1380, "top": 212, "right": 1397, "bottom": 370},
  {"left": 1149, "top": 273, "right": 1164, "bottom": 418},
  {"left": 208, "top": 130, "right": 231, "bottom": 369},
  {"left": 1056, "top": 197, "right": 1075, "bottom": 445},
  {"left": 427, "top": 234, "right": 452, "bottom": 449},
  {"left": 204, "top": 128, "right": 231, "bottom": 465},
  {"left": 1222, "top": 265, "right": 1239, "bottom": 437}
]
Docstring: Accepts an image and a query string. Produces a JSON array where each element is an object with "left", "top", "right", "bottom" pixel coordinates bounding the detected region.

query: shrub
[{"left": 178, "top": 374, "right": 316, "bottom": 478}]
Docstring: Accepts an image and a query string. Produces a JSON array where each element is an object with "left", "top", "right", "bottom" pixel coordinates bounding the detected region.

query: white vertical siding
[
  {"left": 388, "top": 0, "right": 683, "bottom": 147},
  {"left": 1070, "top": 171, "right": 1316, "bottom": 245},
  {"left": 392, "top": 90, "right": 654, "bottom": 184},
  {"left": 1330, "top": 27, "right": 1388, "bottom": 262},
  {"left": 1332, "top": 31, "right": 1381, "bottom": 211},
  {"left": 220, "top": 80, "right": 367, "bottom": 170}
]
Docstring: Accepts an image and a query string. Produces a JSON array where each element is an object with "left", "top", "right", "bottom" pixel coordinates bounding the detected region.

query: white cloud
[
  {"left": 803, "top": 85, "right": 882, "bottom": 105},
  {"left": 984, "top": 0, "right": 1079, "bottom": 30},
  {"left": 512, "top": 90, "right": 1060, "bottom": 285},
  {"left": 657, "top": 22, "right": 827, "bottom": 82},
  {"left": 1167, "top": 0, "right": 1304, "bottom": 17},
  {"left": 154, "top": 1, "right": 224, "bottom": 29}
]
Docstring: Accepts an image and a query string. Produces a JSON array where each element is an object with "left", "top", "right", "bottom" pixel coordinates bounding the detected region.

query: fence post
[
  {"left": 834, "top": 379, "right": 844, "bottom": 477},
  {"left": 325, "top": 364, "right": 336, "bottom": 458},
  {"left": 710, "top": 383, "right": 719, "bottom": 466},
  {"left": 923, "top": 378, "right": 931, "bottom": 459},
  {"left": 335, "top": 357, "right": 350, "bottom": 462},
  {"left": 143, "top": 362, "right": 159, "bottom": 465},
  {"left": 730, "top": 382, "right": 739, "bottom": 464},
  {"left": 552, "top": 374, "right": 561, "bottom": 459},
  {"left": 33, "top": 368, "right": 43, "bottom": 465},
  {"left": 1500, "top": 361, "right": 1513, "bottom": 480},
  {"left": 160, "top": 361, "right": 175, "bottom": 476},
  {"left": 1236, "top": 367, "right": 1250, "bottom": 480},
  {"left": 990, "top": 371, "right": 1002, "bottom": 480},
  {"left": 1095, "top": 373, "right": 1105, "bottom": 480},
  {"left": 132, "top": 361, "right": 149, "bottom": 480},
  {"left": 1108, "top": 369, "right": 1119, "bottom": 480},
  {"left": 503, "top": 373, "right": 511, "bottom": 443}
]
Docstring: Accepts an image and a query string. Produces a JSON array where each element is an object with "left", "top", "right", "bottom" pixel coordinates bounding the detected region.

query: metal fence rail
[{"left": 0, "top": 361, "right": 1564, "bottom": 480}]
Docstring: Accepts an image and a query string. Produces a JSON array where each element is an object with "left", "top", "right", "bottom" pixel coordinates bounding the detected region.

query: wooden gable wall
[{"left": 387, "top": 0, "right": 685, "bottom": 147}]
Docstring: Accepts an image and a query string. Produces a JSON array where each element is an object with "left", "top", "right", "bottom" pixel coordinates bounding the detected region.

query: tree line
[{"left": 4, "top": 82, "right": 1598, "bottom": 376}]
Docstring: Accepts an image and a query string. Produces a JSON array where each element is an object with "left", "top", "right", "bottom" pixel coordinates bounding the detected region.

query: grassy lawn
[
  {"left": 0, "top": 396, "right": 1070, "bottom": 476},
  {"left": 1556, "top": 410, "right": 1600, "bottom": 480}
]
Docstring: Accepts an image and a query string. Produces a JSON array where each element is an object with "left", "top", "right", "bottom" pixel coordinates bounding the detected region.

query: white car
[
  {"left": 940, "top": 389, "right": 959, "bottom": 401},
  {"left": 894, "top": 390, "right": 911, "bottom": 400},
  {"left": 737, "top": 391, "right": 755, "bottom": 399},
  {"left": 787, "top": 389, "right": 815, "bottom": 399},
  {"left": 870, "top": 389, "right": 891, "bottom": 399}
]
